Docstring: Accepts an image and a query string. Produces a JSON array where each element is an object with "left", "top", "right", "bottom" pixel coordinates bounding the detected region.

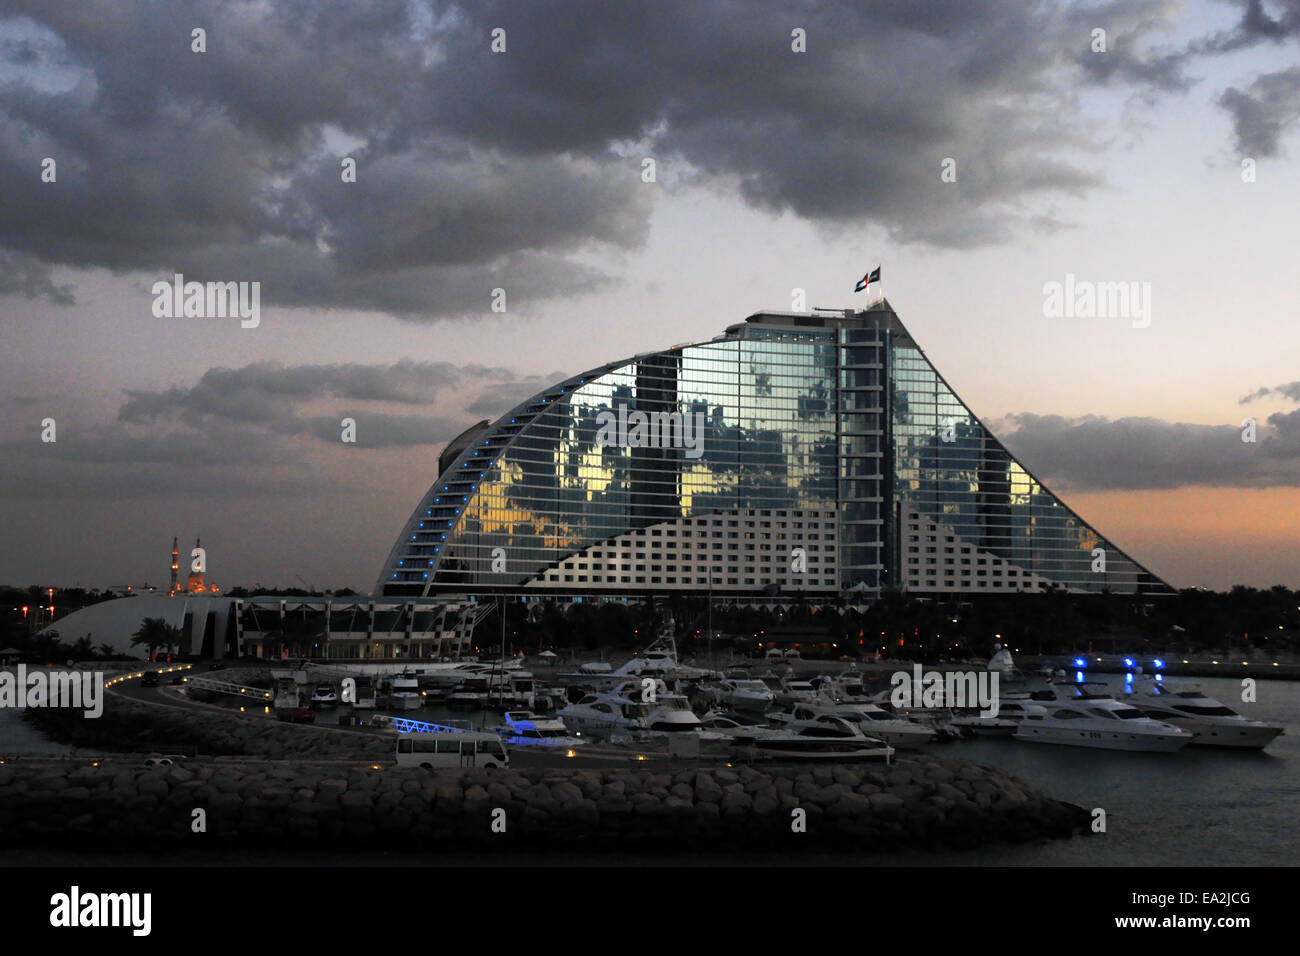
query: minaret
[
  {"left": 187, "top": 537, "right": 205, "bottom": 592},
  {"left": 170, "top": 537, "right": 179, "bottom": 595}
]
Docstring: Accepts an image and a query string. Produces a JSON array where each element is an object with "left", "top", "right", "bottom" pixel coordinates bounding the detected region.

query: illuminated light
[
  {"left": 1153, "top": 659, "right": 1164, "bottom": 669},
  {"left": 1212, "top": 660, "right": 1219, "bottom": 665},
  {"left": 1076, "top": 671, "right": 1084, "bottom": 683},
  {"left": 635, "top": 754, "right": 646, "bottom": 761},
  {"left": 565, "top": 749, "right": 576, "bottom": 758},
  {"left": 1124, "top": 673, "right": 1133, "bottom": 684},
  {"left": 1182, "top": 660, "right": 1189, "bottom": 664},
  {"left": 1123, "top": 657, "right": 1134, "bottom": 668},
  {"left": 239, "top": 706, "right": 245, "bottom": 712},
  {"left": 264, "top": 706, "right": 269, "bottom": 714},
  {"left": 1073, "top": 658, "right": 1086, "bottom": 667},
  {"left": 1155, "top": 674, "right": 1163, "bottom": 682}
]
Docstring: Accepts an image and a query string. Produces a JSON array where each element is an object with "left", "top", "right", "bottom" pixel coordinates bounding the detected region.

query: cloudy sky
[{"left": 2, "top": 0, "right": 1299, "bottom": 592}]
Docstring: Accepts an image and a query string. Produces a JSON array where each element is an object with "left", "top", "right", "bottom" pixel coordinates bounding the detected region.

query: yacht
[
  {"left": 773, "top": 678, "right": 819, "bottom": 708},
  {"left": 487, "top": 670, "right": 537, "bottom": 710},
  {"left": 447, "top": 675, "right": 491, "bottom": 709},
  {"left": 495, "top": 711, "right": 587, "bottom": 748},
  {"left": 309, "top": 683, "right": 337, "bottom": 707},
  {"left": 731, "top": 714, "right": 894, "bottom": 763},
  {"left": 722, "top": 678, "right": 777, "bottom": 713},
  {"left": 1012, "top": 682, "right": 1193, "bottom": 752},
  {"left": 698, "top": 710, "right": 781, "bottom": 738},
  {"left": 387, "top": 674, "right": 424, "bottom": 711},
  {"left": 610, "top": 679, "right": 715, "bottom": 736},
  {"left": 557, "top": 691, "right": 651, "bottom": 736},
  {"left": 767, "top": 701, "right": 936, "bottom": 749},
  {"left": 1125, "top": 677, "right": 1284, "bottom": 750},
  {"left": 607, "top": 626, "right": 715, "bottom": 681},
  {"left": 950, "top": 694, "right": 1048, "bottom": 736}
]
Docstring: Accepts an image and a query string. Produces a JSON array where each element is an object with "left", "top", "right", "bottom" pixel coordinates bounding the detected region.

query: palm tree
[{"left": 130, "top": 617, "right": 182, "bottom": 662}]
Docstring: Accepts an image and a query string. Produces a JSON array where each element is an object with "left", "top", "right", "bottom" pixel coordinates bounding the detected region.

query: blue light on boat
[
  {"left": 1153, "top": 659, "right": 1165, "bottom": 669},
  {"left": 1125, "top": 672, "right": 1133, "bottom": 683},
  {"left": 1075, "top": 671, "right": 1084, "bottom": 682},
  {"left": 1124, "top": 657, "right": 1135, "bottom": 668},
  {"left": 1155, "top": 673, "right": 1163, "bottom": 682},
  {"left": 1074, "top": 658, "right": 1086, "bottom": 667}
]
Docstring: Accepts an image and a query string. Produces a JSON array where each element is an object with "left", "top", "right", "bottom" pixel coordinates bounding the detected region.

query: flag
[{"left": 854, "top": 266, "right": 881, "bottom": 293}]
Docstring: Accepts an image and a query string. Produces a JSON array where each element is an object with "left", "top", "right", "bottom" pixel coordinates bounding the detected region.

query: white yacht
[
  {"left": 309, "top": 683, "right": 337, "bottom": 706},
  {"left": 387, "top": 675, "right": 424, "bottom": 711},
  {"left": 609, "top": 679, "right": 716, "bottom": 736},
  {"left": 495, "top": 711, "right": 587, "bottom": 748},
  {"left": 1012, "top": 682, "right": 1193, "bottom": 752},
  {"left": 723, "top": 678, "right": 777, "bottom": 713},
  {"left": 773, "top": 678, "right": 819, "bottom": 708},
  {"left": 950, "top": 694, "right": 1048, "bottom": 736},
  {"left": 732, "top": 714, "right": 894, "bottom": 763},
  {"left": 767, "top": 701, "right": 936, "bottom": 749},
  {"left": 487, "top": 670, "right": 537, "bottom": 710},
  {"left": 557, "top": 691, "right": 651, "bottom": 736},
  {"left": 1125, "top": 677, "right": 1284, "bottom": 750}
]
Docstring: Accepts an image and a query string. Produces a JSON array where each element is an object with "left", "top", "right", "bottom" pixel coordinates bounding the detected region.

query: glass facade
[{"left": 378, "top": 303, "right": 1169, "bottom": 598}]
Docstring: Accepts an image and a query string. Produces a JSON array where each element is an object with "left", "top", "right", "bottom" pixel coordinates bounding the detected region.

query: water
[
  {"left": 869, "top": 674, "right": 1300, "bottom": 865},
  {"left": 0, "top": 707, "right": 72, "bottom": 755},
  {"left": 8, "top": 676, "right": 1294, "bottom": 865}
]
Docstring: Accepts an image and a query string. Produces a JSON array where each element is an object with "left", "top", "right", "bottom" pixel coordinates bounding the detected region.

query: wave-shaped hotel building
[{"left": 379, "top": 300, "right": 1170, "bottom": 601}]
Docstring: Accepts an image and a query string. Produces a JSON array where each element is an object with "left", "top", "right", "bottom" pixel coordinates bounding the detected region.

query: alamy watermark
[
  {"left": 151, "top": 272, "right": 260, "bottom": 328},
  {"left": 594, "top": 405, "right": 705, "bottom": 460},
  {"left": 0, "top": 665, "right": 104, "bottom": 718},
  {"left": 890, "top": 665, "right": 999, "bottom": 717},
  {"left": 1042, "top": 274, "right": 1151, "bottom": 328}
]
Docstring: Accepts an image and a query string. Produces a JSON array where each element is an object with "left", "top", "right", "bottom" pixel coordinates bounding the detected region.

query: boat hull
[{"left": 1013, "top": 724, "right": 1191, "bottom": 752}]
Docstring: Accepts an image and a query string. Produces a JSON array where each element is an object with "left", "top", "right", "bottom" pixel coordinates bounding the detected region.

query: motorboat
[
  {"left": 387, "top": 674, "right": 424, "bottom": 710},
  {"left": 950, "top": 694, "right": 1048, "bottom": 736},
  {"left": 1125, "top": 677, "right": 1284, "bottom": 749},
  {"left": 767, "top": 701, "right": 936, "bottom": 749},
  {"left": 731, "top": 714, "right": 894, "bottom": 763},
  {"left": 1012, "top": 682, "right": 1193, "bottom": 752},
  {"left": 609, "top": 679, "right": 717, "bottom": 736},
  {"left": 698, "top": 710, "right": 782, "bottom": 738},
  {"left": 446, "top": 675, "right": 490, "bottom": 709},
  {"left": 557, "top": 691, "right": 651, "bottom": 737},
  {"left": 722, "top": 678, "right": 777, "bottom": 713},
  {"left": 773, "top": 678, "right": 819, "bottom": 708},
  {"left": 309, "top": 683, "right": 337, "bottom": 706},
  {"left": 494, "top": 711, "right": 587, "bottom": 748},
  {"left": 487, "top": 670, "right": 537, "bottom": 710}
]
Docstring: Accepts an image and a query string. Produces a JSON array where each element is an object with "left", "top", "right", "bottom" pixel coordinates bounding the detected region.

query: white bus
[{"left": 394, "top": 732, "right": 510, "bottom": 769}]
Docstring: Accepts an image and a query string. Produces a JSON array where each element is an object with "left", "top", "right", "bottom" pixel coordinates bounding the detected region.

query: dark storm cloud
[
  {"left": 1240, "top": 380, "right": 1300, "bottom": 403},
  {"left": 0, "top": 250, "right": 75, "bottom": 304},
  {"left": 1218, "top": 67, "right": 1300, "bottom": 156},
  {"left": 996, "top": 412, "right": 1300, "bottom": 490},
  {"left": 1, "top": 0, "right": 1200, "bottom": 315},
  {"left": 1196, "top": 0, "right": 1300, "bottom": 53},
  {"left": 118, "top": 359, "right": 496, "bottom": 426}
]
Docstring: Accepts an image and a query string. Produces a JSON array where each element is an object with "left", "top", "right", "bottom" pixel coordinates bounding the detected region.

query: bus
[{"left": 394, "top": 732, "right": 510, "bottom": 769}]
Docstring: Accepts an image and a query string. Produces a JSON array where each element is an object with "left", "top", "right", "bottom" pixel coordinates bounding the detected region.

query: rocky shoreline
[
  {"left": 0, "top": 755, "right": 1089, "bottom": 853},
  {"left": 8, "top": 668, "right": 1092, "bottom": 854}
]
